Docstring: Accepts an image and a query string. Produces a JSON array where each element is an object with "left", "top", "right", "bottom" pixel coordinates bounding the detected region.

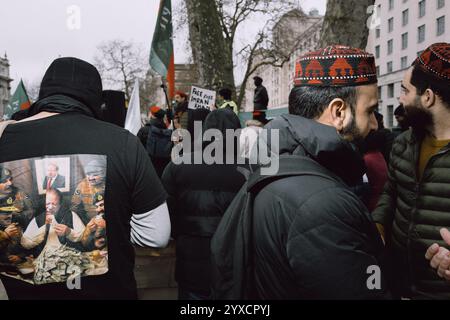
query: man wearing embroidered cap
[
  {"left": 373, "top": 43, "right": 450, "bottom": 299},
  {"left": 251, "top": 45, "right": 388, "bottom": 299}
]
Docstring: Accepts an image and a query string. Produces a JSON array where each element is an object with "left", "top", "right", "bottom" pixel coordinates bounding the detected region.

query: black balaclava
[{"left": 31, "top": 57, "right": 103, "bottom": 118}]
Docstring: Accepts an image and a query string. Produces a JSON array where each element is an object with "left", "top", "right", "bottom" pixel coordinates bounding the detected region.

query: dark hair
[
  {"left": 288, "top": 86, "right": 358, "bottom": 119},
  {"left": 411, "top": 65, "right": 450, "bottom": 107},
  {"left": 219, "top": 88, "right": 232, "bottom": 101},
  {"left": 253, "top": 76, "right": 263, "bottom": 86}
]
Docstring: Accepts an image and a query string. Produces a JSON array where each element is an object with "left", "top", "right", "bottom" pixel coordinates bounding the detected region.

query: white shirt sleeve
[
  {"left": 130, "top": 202, "right": 171, "bottom": 248},
  {"left": 67, "top": 212, "right": 86, "bottom": 242},
  {"left": 21, "top": 219, "right": 46, "bottom": 249}
]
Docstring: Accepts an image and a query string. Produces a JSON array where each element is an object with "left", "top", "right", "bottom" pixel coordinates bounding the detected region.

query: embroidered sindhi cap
[
  {"left": 413, "top": 42, "right": 450, "bottom": 82},
  {"left": 294, "top": 45, "right": 377, "bottom": 87}
]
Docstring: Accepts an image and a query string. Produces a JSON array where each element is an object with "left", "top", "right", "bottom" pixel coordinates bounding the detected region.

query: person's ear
[
  {"left": 422, "top": 88, "right": 436, "bottom": 109},
  {"left": 328, "top": 98, "right": 347, "bottom": 131}
]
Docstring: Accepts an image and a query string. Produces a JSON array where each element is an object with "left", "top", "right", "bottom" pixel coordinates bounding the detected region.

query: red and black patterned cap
[
  {"left": 294, "top": 45, "right": 377, "bottom": 87},
  {"left": 413, "top": 43, "right": 450, "bottom": 81}
]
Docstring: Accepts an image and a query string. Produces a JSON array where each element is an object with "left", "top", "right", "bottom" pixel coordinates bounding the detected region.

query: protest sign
[{"left": 188, "top": 86, "right": 216, "bottom": 110}]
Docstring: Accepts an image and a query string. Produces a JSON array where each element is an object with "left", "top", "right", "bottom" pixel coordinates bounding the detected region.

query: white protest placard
[{"left": 188, "top": 86, "right": 216, "bottom": 110}]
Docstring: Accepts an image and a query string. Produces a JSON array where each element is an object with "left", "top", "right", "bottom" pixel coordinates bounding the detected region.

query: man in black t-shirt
[{"left": 0, "top": 57, "right": 170, "bottom": 299}]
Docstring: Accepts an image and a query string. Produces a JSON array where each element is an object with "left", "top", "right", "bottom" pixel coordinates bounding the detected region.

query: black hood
[
  {"left": 262, "top": 114, "right": 365, "bottom": 186},
  {"left": 30, "top": 57, "right": 103, "bottom": 118},
  {"left": 203, "top": 108, "right": 241, "bottom": 134},
  {"left": 149, "top": 117, "right": 167, "bottom": 129}
]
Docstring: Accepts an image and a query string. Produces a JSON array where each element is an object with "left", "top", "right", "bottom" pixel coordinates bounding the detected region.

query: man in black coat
[
  {"left": 253, "top": 76, "right": 269, "bottom": 111},
  {"left": 162, "top": 108, "right": 246, "bottom": 300},
  {"left": 252, "top": 45, "right": 390, "bottom": 299}
]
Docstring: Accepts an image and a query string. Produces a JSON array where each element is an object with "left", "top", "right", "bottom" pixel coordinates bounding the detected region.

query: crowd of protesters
[{"left": 1, "top": 42, "right": 450, "bottom": 300}]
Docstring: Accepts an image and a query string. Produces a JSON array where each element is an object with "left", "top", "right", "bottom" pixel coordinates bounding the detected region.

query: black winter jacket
[
  {"left": 162, "top": 159, "right": 246, "bottom": 294},
  {"left": 252, "top": 114, "right": 389, "bottom": 299},
  {"left": 253, "top": 85, "right": 269, "bottom": 110},
  {"left": 161, "top": 108, "right": 245, "bottom": 294}
]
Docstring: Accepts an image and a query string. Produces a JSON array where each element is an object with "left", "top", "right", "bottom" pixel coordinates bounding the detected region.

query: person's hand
[
  {"left": 95, "top": 217, "right": 106, "bottom": 229},
  {"left": 440, "top": 228, "right": 450, "bottom": 245},
  {"left": 425, "top": 228, "right": 450, "bottom": 281},
  {"left": 4, "top": 224, "right": 19, "bottom": 238},
  {"left": 173, "top": 119, "right": 181, "bottom": 129},
  {"left": 86, "top": 219, "right": 97, "bottom": 232},
  {"left": 8, "top": 255, "right": 21, "bottom": 264},
  {"left": 45, "top": 214, "right": 53, "bottom": 225},
  {"left": 54, "top": 224, "right": 71, "bottom": 236}
]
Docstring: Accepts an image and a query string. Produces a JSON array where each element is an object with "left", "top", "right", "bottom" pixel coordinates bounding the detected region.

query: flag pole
[{"left": 160, "top": 79, "right": 174, "bottom": 128}]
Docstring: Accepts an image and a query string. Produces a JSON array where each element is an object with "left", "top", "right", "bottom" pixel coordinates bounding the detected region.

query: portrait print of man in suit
[{"left": 42, "top": 163, "right": 65, "bottom": 191}]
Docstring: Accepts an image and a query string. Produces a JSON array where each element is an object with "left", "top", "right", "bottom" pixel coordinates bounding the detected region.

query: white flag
[{"left": 124, "top": 79, "right": 142, "bottom": 135}]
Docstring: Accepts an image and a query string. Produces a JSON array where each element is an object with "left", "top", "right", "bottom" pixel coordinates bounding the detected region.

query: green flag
[
  {"left": 4, "top": 79, "right": 31, "bottom": 120},
  {"left": 150, "top": 0, "right": 175, "bottom": 98}
]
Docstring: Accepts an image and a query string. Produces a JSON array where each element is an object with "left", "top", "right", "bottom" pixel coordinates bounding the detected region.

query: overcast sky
[{"left": 0, "top": 0, "right": 326, "bottom": 92}]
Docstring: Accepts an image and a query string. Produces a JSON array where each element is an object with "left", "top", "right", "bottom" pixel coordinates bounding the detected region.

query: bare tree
[
  {"left": 183, "top": 0, "right": 298, "bottom": 109},
  {"left": 94, "top": 39, "right": 147, "bottom": 101},
  {"left": 139, "top": 69, "right": 164, "bottom": 113},
  {"left": 184, "top": 0, "right": 234, "bottom": 93},
  {"left": 319, "top": 0, "right": 375, "bottom": 49},
  {"left": 235, "top": 9, "right": 320, "bottom": 107}
]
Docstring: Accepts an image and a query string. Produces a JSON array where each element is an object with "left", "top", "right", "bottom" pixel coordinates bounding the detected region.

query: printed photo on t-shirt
[
  {"left": 35, "top": 158, "right": 70, "bottom": 195},
  {"left": 0, "top": 154, "right": 108, "bottom": 285}
]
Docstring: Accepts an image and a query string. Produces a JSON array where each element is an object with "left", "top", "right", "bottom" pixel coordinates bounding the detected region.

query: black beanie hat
[
  {"left": 203, "top": 107, "right": 241, "bottom": 135},
  {"left": 38, "top": 57, "right": 103, "bottom": 118}
]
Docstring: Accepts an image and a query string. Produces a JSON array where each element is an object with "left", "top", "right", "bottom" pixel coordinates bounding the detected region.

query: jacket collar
[{"left": 262, "top": 114, "right": 366, "bottom": 186}]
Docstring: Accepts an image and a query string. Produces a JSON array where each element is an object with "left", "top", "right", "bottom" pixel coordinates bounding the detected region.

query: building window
[
  {"left": 437, "top": 16, "right": 445, "bottom": 36},
  {"left": 376, "top": 28, "right": 381, "bottom": 38},
  {"left": 401, "top": 56, "right": 408, "bottom": 69},
  {"left": 402, "top": 9, "right": 409, "bottom": 26},
  {"left": 375, "top": 45, "right": 380, "bottom": 58},
  {"left": 402, "top": 32, "right": 408, "bottom": 49},
  {"left": 388, "top": 18, "right": 394, "bottom": 32},
  {"left": 387, "top": 61, "right": 393, "bottom": 73},
  {"left": 387, "top": 105, "right": 394, "bottom": 128},
  {"left": 419, "top": 0, "right": 426, "bottom": 17},
  {"left": 387, "top": 39, "right": 393, "bottom": 55},
  {"left": 376, "top": 66, "right": 380, "bottom": 76},
  {"left": 388, "top": 84, "right": 395, "bottom": 98},
  {"left": 378, "top": 86, "right": 382, "bottom": 100},
  {"left": 389, "top": 0, "right": 395, "bottom": 10},
  {"left": 437, "top": 0, "right": 445, "bottom": 9},
  {"left": 418, "top": 25, "right": 426, "bottom": 43}
]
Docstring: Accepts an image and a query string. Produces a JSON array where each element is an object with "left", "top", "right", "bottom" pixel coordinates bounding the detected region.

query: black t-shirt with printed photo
[{"left": 0, "top": 112, "right": 167, "bottom": 299}]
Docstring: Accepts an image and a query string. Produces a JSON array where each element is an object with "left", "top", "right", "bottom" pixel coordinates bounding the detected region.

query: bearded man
[{"left": 373, "top": 43, "right": 450, "bottom": 299}]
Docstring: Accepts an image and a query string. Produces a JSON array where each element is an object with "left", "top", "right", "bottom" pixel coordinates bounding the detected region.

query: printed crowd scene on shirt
[{"left": 0, "top": 154, "right": 108, "bottom": 285}]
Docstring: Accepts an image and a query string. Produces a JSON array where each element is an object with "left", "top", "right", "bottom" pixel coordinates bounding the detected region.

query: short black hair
[
  {"left": 253, "top": 76, "right": 263, "bottom": 85},
  {"left": 219, "top": 88, "right": 232, "bottom": 100},
  {"left": 411, "top": 65, "right": 450, "bottom": 107},
  {"left": 288, "top": 86, "right": 358, "bottom": 119}
]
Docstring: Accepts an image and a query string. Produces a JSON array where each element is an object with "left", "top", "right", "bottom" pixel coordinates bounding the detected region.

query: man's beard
[
  {"left": 340, "top": 114, "right": 365, "bottom": 146},
  {"left": 403, "top": 98, "right": 434, "bottom": 135}
]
